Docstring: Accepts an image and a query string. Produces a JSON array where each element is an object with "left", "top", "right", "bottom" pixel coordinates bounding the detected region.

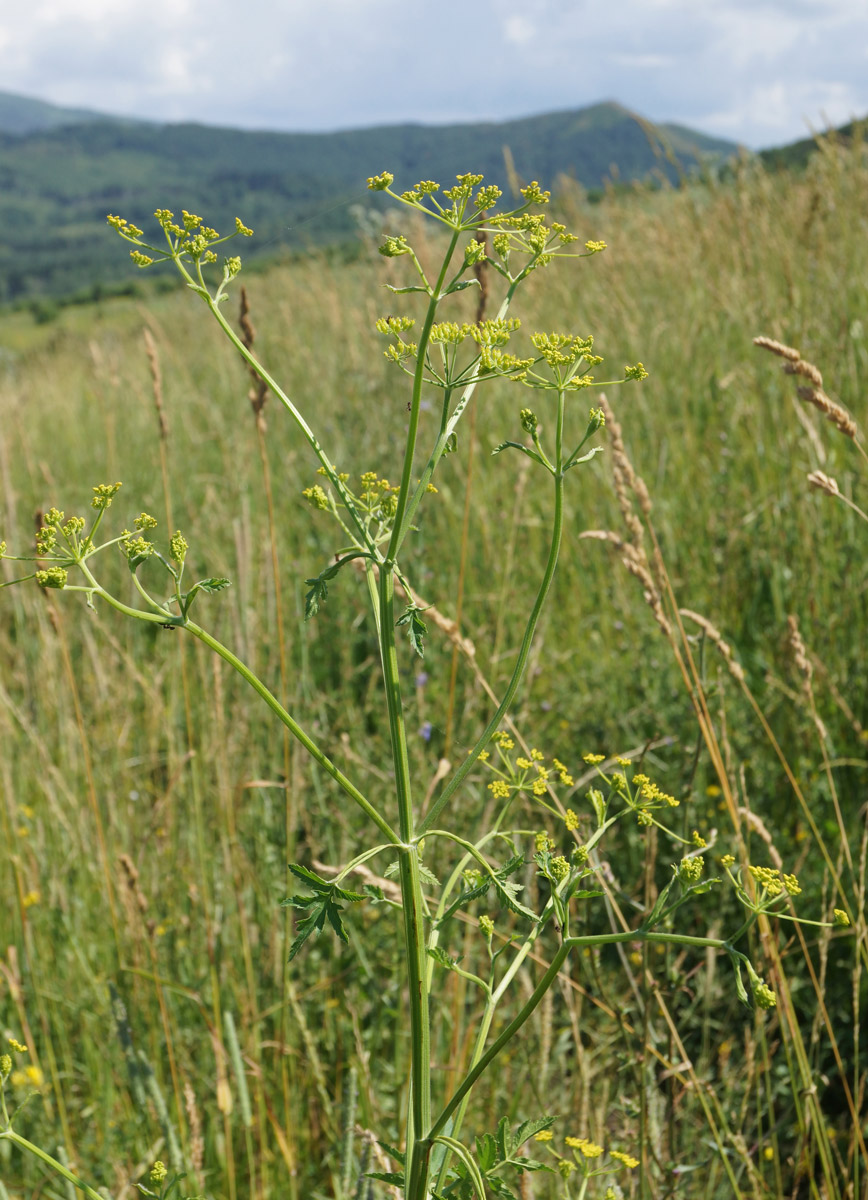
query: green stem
[
  {"left": 419, "top": 465, "right": 566, "bottom": 836},
  {"left": 386, "top": 229, "right": 461, "bottom": 565},
  {"left": 373, "top": 565, "right": 432, "bottom": 1200},
  {"left": 0, "top": 1130, "right": 108, "bottom": 1200}
]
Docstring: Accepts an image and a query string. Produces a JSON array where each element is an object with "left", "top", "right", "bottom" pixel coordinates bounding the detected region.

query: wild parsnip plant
[{"left": 0, "top": 170, "right": 850, "bottom": 1200}]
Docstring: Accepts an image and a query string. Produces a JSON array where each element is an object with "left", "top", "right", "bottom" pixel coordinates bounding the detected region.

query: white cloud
[
  {"left": 503, "top": 15, "right": 536, "bottom": 45},
  {"left": 0, "top": 0, "right": 866, "bottom": 147}
]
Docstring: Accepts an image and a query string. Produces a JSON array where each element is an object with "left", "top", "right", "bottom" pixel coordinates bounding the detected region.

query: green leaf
[
  {"left": 418, "top": 861, "right": 440, "bottom": 888},
  {"left": 304, "top": 574, "right": 330, "bottom": 618},
  {"left": 281, "top": 863, "right": 366, "bottom": 960},
  {"left": 639, "top": 877, "right": 675, "bottom": 931},
  {"left": 288, "top": 863, "right": 365, "bottom": 902},
  {"left": 365, "top": 1171, "right": 405, "bottom": 1186},
  {"left": 488, "top": 1178, "right": 519, "bottom": 1200},
  {"left": 192, "top": 576, "right": 230, "bottom": 594},
  {"left": 564, "top": 445, "right": 604, "bottom": 470},
  {"left": 397, "top": 604, "right": 428, "bottom": 658},
  {"left": 491, "top": 440, "right": 543, "bottom": 464},
  {"left": 427, "top": 946, "right": 462, "bottom": 972},
  {"left": 376, "top": 1140, "right": 405, "bottom": 1165},
  {"left": 729, "top": 949, "right": 751, "bottom": 1008},
  {"left": 303, "top": 559, "right": 346, "bottom": 619},
  {"left": 493, "top": 876, "right": 536, "bottom": 921},
  {"left": 476, "top": 1131, "right": 498, "bottom": 1173},
  {"left": 385, "top": 283, "right": 430, "bottom": 295},
  {"left": 512, "top": 1116, "right": 555, "bottom": 1149},
  {"left": 495, "top": 1114, "right": 511, "bottom": 1160}
]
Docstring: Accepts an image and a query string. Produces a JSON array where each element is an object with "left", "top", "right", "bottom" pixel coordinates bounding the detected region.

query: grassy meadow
[{"left": 1, "top": 136, "right": 867, "bottom": 1199}]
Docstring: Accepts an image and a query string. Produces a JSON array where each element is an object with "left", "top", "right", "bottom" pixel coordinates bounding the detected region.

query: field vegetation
[{"left": 0, "top": 129, "right": 866, "bottom": 1199}]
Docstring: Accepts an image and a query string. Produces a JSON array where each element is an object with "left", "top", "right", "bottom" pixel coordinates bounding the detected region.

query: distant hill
[
  {"left": 0, "top": 89, "right": 140, "bottom": 136},
  {"left": 0, "top": 96, "right": 739, "bottom": 306},
  {"left": 759, "top": 116, "right": 867, "bottom": 172}
]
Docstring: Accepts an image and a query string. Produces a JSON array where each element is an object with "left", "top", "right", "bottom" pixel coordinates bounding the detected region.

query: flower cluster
[
  {"left": 303, "top": 467, "right": 407, "bottom": 537},
  {"left": 107, "top": 208, "right": 253, "bottom": 289},
  {"left": 534, "top": 1130, "right": 640, "bottom": 1185},
  {"left": 1, "top": 1035, "right": 44, "bottom": 1103},
  {"left": 481, "top": 732, "right": 574, "bottom": 807}
]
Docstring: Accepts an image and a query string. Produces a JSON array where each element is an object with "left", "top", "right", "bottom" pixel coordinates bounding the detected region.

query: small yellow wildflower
[
  {"left": 534, "top": 1129, "right": 554, "bottom": 1142},
  {"left": 610, "top": 1149, "right": 640, "bottom": 1168},
  {"left": 530, "top": 748, "right": 544, "bottom": 762},
  {"left": 479, "top": 915, "right": 494, "bottom": 939},
  {"left": 763, "top": 1146, "right": 775, "bottom": 1161},
  {"left": 11, "top": 1065, "right": 43, "bottom": 1088},
  {"left": 488, "top": 780, "right": 510, "bottom": 799},
  {"left": 565, "top": 1136, "right": 604, "bottom": 1158},
  {"left": 549, "top": 856, "right": 570, "bottom": 883},
  {"left": 720, "top": 854, "right": 735, "bottom": 868},
  {"left": 753, "top": 980, "right": 777, "bottom": 1010},
  {"left": 834, "top": 909, "right": 850, "bottom": 927},
  {"left": 8, "top": 1038, "right": 27, "bottom": 1053},
  {"left": 564, "top": 809, "right": 579, "bottom": 831},
  {"left": 22, "top": 890, "right": 41, "bottom": 908},
  {"left": 583, "top": 753, "right": 605, "bottom": 765},
  {"left": 516, "top": 757, "right": 533, "bottom": 770}
]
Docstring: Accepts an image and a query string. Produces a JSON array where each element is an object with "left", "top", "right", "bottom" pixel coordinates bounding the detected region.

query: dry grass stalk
[
  {"left": 752, "top": 336, "right": 801, "bottom": 363},
  {"left": 754, "top": 334, "right": 859, "bottom": 440},
  {"left": 787, "top": 614, "right": 813, "bottom": 686},
  {"left": 598, "top": 392, "right": 652, "bottom": 536},
  {"left": 184, "top": 1079, "right": 204, "bottom": 1174},
  {"left": 239, "top": 285, "right": 269, "bottom": 426},
  {"left": 118, "top": 852, "right": 148, "bottom": 916},
  {"left": 784, "top": 359, "right": 824, "bottom": 388},
  {"left": 580, "top": 530, "right": 670, "bottom": 635},
  {"left": 679, "top": 609, "right": 745, "bottom": 683},
  {"left": 795, "top": 384, "right": 858, "bottom": 439},
  {"left": 142, "top": 327, "right": 168, "bottom": 441},
  {"left": 807, "top": 469, "right": 840, "bottom": 496},
  {"left": 473, "top": 230, "right": 488, "bottom": 324}
]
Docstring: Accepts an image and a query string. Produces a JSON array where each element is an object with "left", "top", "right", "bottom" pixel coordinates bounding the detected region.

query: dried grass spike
[
  {"left": 143, "top": 327, "right": 168, "bottom": 441},
  {"left": 753, "top": 336, "right": 801, "bottom": 362},
  {"left": 787, "top": 614, "right": 813, "bottom": 684},
  {"left": 680, "top": 609, "right": 745, "bottom": 683},
  {"left": 783, "top": 358, "right": 824, "bottom": 388},
  {"left": 807, "top": 470, "right": 840, "bottom": 496},
  {"left": 796, "top": 385, "right": 858, "bottom": 440}
]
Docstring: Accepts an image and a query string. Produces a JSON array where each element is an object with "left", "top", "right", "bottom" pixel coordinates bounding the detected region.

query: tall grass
[{"left": 0, "top": 134, "right": 866, "bottom": 1198}]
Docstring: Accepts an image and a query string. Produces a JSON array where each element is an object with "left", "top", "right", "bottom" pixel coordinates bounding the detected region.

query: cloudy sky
[{"left": 1, "top": 0, "right": 865, "bottom": 149}]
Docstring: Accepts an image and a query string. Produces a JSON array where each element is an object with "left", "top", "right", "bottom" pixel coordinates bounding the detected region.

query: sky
[{"left": 1, "top": 0, "right": 866, "bottom": 149}]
